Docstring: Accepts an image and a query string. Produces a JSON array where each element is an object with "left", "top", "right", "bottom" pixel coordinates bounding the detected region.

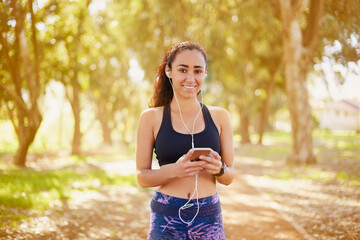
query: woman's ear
[{"left": 165, "top": 66, "right": 171, "bottom": 78}]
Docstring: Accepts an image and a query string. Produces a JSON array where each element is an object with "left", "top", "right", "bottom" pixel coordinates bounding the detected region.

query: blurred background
[{"left": 0, "top": 0, "right": 359, "bottom": 239}]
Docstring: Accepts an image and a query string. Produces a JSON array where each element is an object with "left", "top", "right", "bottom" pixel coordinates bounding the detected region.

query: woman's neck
[{"left": 170, "top": 98, "right": 200, "bottom": 114}]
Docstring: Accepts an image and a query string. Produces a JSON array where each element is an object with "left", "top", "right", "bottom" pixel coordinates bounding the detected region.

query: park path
[
  {"left": 99, "top": 155, "right": 310, "bottom": 239},
  {"left": 1, "top": 156, "right": 310, "bottom": 240},
  {"left": 218, "top": 171, "right": 307, "bottom": 240}
]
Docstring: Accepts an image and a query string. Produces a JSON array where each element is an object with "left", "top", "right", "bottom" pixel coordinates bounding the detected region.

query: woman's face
[{"left": 166, "top": 50, "right": 207, "bottom": 100}]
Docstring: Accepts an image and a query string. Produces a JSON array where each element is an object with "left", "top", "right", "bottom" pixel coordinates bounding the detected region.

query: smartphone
[{"left": 190, "top": 148, "right": 212, "bottom": 161}]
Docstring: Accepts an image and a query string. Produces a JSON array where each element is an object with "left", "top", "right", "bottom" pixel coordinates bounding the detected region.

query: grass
[
  {"left": 0, "top": 158, "right": 137, "bottom": 228},
  {"left": 1, "top": 128, "right": 359, "bottom": 228},
  {"left": 237, "top": 129, "right": 360, "bottom": 160},
  {"left": 236, "top": 130, "right": 360, "bottom": 186},
  {"left": 269, "top": 167, "right": 360, "bottom": 188},
  {"left": 271, "top": 168, "right": 335, "bottom": 181}
]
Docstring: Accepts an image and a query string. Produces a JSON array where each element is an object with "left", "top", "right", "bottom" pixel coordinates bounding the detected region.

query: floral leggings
[{"left": 148, "top": 191, "right": 225, "bottom": 240}]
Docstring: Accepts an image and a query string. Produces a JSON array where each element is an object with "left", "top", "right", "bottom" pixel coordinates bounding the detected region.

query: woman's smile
[{"left": 183, "top": 85, "right": 197, "bottom": 90}]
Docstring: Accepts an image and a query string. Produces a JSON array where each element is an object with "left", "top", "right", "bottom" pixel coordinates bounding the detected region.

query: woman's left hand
[{"left": 199, "top": 150, "right": 223, "bottom": 175}]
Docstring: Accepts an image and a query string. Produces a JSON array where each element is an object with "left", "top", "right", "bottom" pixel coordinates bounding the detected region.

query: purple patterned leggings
[{"left": 148, "top": 191, "right": 225, "bottom": 240}]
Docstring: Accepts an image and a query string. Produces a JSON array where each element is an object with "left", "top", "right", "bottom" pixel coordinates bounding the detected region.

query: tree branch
[
  {"left": 278, "top": 0, "right": 308, "bottom": 25},
  {"left": 302, "top": 0, "right": 324, "bottom": 52},
  {"left": 0, "top": 30, "right": 18, "bottom": 89},
  {"left": 266, "top": 0, "right": 281, "bottom": 20},
  {"left": 28, "top": 0, "right": 41, "bottom": 102},
  {"left": 10, "top": 0, "right": 23, "bottom": 96},
  {"left": 291, "top": 0, "right": 309, "bottom": 20},
  {"left": 0, "top": 81, "right": 29, "bottom": 114}
]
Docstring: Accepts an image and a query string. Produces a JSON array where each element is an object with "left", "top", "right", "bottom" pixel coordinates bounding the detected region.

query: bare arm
[
  {"left": 200, "top": 108, "right": 234, "bottom": 185},
  {"left": 216, "top": 108, "right": 234, "bottom": 185},
  {"left": 136, "top": 109, "right": 205, "bottom": 188}
]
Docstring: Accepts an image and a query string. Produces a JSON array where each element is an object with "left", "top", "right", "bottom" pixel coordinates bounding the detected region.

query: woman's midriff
[{"left": 157, "top": 171, "right": 217, "bottom": 199}]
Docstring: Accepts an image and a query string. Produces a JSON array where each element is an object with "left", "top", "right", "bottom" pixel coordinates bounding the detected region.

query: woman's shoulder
[
  {"left": 205, "top": 105, "right": 230, "bottom": 117},
  {"left": 205, "top": 105, "right": 231, "bottom": 125},
  {"left": 139, "top": 106, "right": 164, "bottom": 123}
]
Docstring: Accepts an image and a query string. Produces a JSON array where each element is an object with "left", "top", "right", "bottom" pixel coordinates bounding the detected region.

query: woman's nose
[{"left": 186, "top": 73, "right": 195, "bottom": 81}]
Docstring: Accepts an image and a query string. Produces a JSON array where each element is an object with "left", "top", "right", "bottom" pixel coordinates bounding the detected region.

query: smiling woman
[{"left": 136, "top": 41, "right": 234, "bottom": 239}]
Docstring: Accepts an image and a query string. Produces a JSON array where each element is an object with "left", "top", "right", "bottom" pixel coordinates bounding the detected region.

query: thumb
[{"left": 184, "top": 149, "right": 195, "bottom": 161}]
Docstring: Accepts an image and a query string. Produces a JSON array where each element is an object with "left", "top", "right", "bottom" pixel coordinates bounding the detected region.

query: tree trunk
[
  {"left": 3, "top": 0, "right": 43, "bottom": 167},
  {"left": 179, "top": 0, "right": 187, "bottom": 40},
  {"left": 239, "top": 40, "right": 251, "bottom": 145},
  {"left": 285, "top": 59, "right": 315, "bottom": 164},
  {"left": 258, "top": 60, "right": 280, "bottom": 145},
  {"left": 14, "top": 108, "right": 41, "bottom": 166},
  {"left": 97, "top": 104, "right": 113, "bottom": 146},
  {"left": 239, "top": 105, "right": 251, "bottom": 144},
  {"left": 101, "top": 122, "right": 113, "bottom": 146},
  {"left": 278, "top": 0, "right": 322, "bottom": 164},
  {"left": 14, "top": 141, "right": 31, "bottom": 167},
  {"left": 71, "top": 82, "right": 82, "bottom": 155},
  {"left": 67, "top": 0, "right": 92, "bottom": 155}
]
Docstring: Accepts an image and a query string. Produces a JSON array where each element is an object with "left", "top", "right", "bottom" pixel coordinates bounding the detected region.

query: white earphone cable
[
  {"left": 169, "top": 79, "right": 203, "bottom": 149},
  {"left": 168, "top": 77, "right": 204, "bottom": 225}
]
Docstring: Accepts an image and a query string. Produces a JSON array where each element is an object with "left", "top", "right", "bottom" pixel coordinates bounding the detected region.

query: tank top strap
[
  {"left": 201, "top": 104, "right": 211, "bottom": 126},
  {"left": 202, "top": 104, "right": 219, "bottom": 135},
  {"left": 162, "top": 104, "right": 171, "bottom": 126}
]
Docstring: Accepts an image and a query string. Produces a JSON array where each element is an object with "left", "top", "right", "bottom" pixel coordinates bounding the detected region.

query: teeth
[{"left": 183, "top": 86, "right": 196, "bottom": 89}]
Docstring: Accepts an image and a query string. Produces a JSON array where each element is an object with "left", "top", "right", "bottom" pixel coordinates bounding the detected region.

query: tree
[
  {"left": 0, "top": 0, "right": 43, "bottom": 167},
  {"left": 204, "top": 0, "right": 283, "bottom": 144},
  {"left": 257, "top": 57, "right": 282, "bottom": 145},
  {"left": 45, "top": 0, "right": 92, "bottom": 155},
  {"left": 268, "top": 0, "right": 324, "bottom": 164},
  {"left": 86, "top": 9, "right": 131, "bottom": 146},
  {"left": 113, "top": 0, "right": 286, "bottom": 145},
  {"left": 316, "top": 0, "right": 360, "bottom": 87}
]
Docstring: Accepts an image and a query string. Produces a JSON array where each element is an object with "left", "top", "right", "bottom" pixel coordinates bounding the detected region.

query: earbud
[{"left": 166, "top": 72, "right": 171, "bottom": 78}]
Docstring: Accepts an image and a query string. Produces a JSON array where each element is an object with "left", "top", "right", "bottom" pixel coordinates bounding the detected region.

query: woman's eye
[
  {"left": 195, "top": 70, "right": 203, "bottom": 74},
  {"left": 179, "top": 69, "right": 187, "bottom": 73}
]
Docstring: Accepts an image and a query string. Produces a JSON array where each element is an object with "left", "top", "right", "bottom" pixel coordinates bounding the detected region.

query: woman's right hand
[{"left": 174, "top": 149, "right": 206, "bottom": 178}]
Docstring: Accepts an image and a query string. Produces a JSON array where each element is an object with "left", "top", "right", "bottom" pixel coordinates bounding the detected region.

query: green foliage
[
  {"left": 0, "top": 157, "right": 137, "bottom": 227},
  {"left": 0, "top": 209, "right": 28, "bottom": 229},
  {"left": 272, "top": 168, "right": 360, "bottom": 187},
  {"left": 237, "top": 130, "right": 360, "bottom": 186},
  {"left": 0, "top": 168, "right": 136, "bottom": 210}
]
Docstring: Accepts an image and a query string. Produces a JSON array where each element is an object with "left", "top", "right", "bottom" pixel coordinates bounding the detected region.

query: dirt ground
[{"left": 1, "top": 154, "right": 359, "bottom": 239}]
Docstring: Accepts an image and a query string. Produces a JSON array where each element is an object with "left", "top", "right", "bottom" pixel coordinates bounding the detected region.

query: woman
[{"left": 136, "top": 41, "right": 234, "bottom": 240}]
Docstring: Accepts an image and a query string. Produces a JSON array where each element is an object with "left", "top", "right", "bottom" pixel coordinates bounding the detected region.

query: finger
[
  {"left": 201, "top": 160, "right": 222, "bottom": 173},
  {"left": 184, "top": 149, "right": 195, "bottom": 162},
  {"left": 179, "top": 150, "right": 194, "bottom": 163},
  {"left": 202, "top": 163, "right": 221, "bottom": 175},
  {"left": 209, "top": 150, "right": 221, "bottom": 159},
  {"left": 189, "top": 160, "right": 206, "bottom": 167},
  {"left": 203, "top": 162, "right": 220, "bottom": 171},
  {"left": 199, "top": 155, "right": 219, "bottom": 164}
]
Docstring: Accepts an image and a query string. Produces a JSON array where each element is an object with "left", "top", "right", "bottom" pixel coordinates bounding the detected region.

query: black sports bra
[{"left": 154, "top": 104, "right": 221, "bottom": 166}]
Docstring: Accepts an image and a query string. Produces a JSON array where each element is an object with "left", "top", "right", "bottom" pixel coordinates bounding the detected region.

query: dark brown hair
[{"left": 148, "top": 41, "right": 207, "bottom": 108}]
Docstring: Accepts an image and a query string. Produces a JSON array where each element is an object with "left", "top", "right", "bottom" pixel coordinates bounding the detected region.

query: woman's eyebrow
[
  {"left": 176, "top": 64, "right": 204, "bottom": 69},
  {"left": 177, "top": 64, "right": 189, "bottom": 68}
]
